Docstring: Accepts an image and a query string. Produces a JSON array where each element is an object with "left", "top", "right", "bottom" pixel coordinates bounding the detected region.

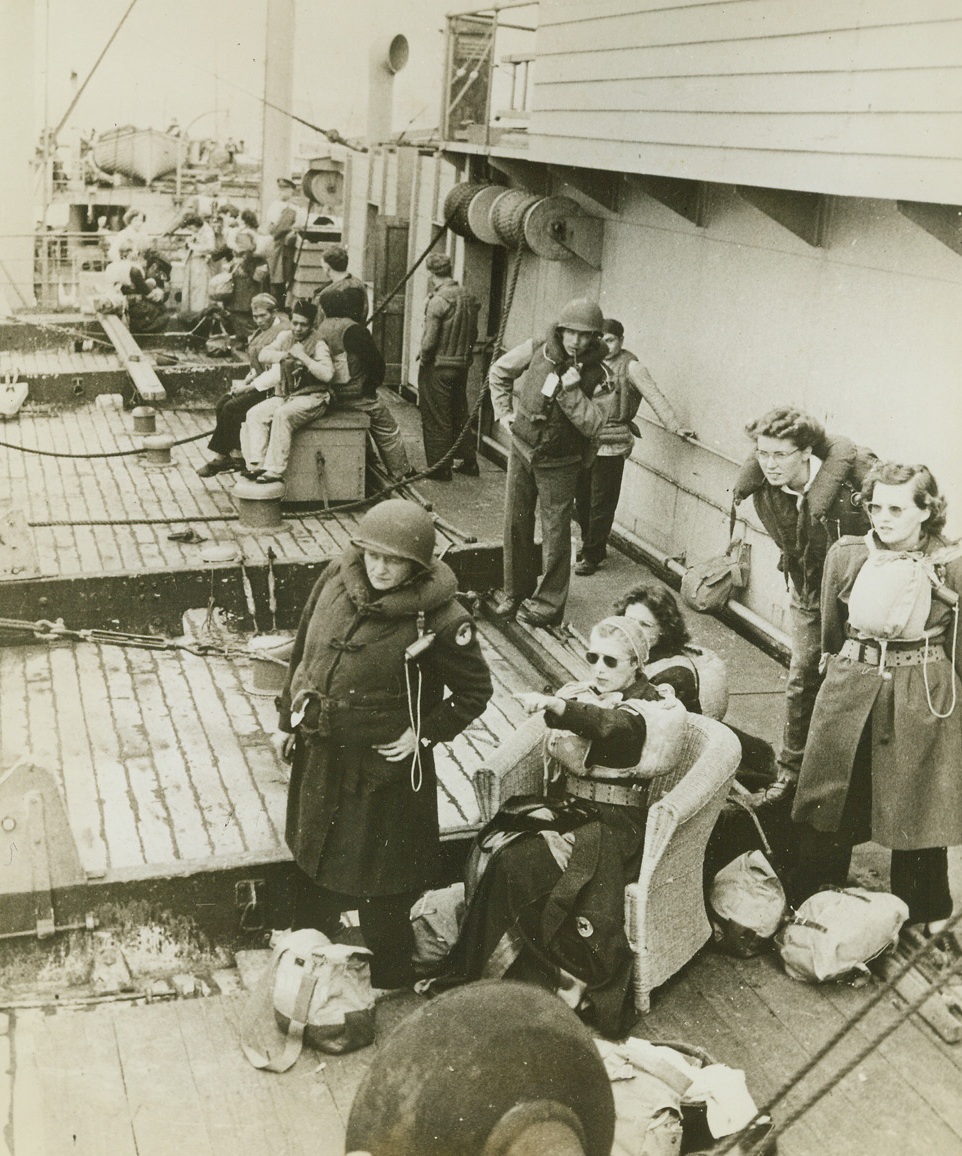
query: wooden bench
[{"left": 284, "top": 410, "right": 370, "bottom": 502}]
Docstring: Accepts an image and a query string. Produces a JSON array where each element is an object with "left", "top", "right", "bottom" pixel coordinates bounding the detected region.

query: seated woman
[
  {"left": 790, "top": 462, "right": 962, "bottom": 939},
  {"left": 442, "top": 615, "right": 685, "bottom": 1038},
  {"left": 614, "top": 583, "right": 775, "bottom": 791}
]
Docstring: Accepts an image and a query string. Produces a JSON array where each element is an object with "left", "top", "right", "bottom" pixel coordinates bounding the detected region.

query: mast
[
  {"left": 260, "top": 0, "right": 295, "bottom": 220},
  {"left": 0, "top": 0, "right": 37, "bottom": 310}
]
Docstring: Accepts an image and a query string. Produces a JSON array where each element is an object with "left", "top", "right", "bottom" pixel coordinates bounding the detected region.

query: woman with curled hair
[
  {"left": 614, "top": 583, "right": 776, "bottom": 787},
  {"left": 791, "top": 462, "right": 962, "bottom": 937}
]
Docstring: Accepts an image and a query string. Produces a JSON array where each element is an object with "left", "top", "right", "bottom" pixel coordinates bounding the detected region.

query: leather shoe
[
  {"left": 454, "top": 460, "right": 480, "bottom": 477},
  {"left": 255, "top": 472, "right": 284, "bottom": 484},
  {"left": 574, "top": 559, "right": 599, "bottom": 576},
  {"left": 196, "top": 457, "right": 235, "bottom": 478},
  {"left": 241, "top": 467, "right": 265, "bottom": 481},
  {"left": 491, "top": 594, "right": 520, "bottom": 620},
  {"left": 517, "top": 601, "right": 562, "bottom": 628}
]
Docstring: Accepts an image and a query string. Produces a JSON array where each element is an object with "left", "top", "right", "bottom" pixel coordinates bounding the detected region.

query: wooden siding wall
[
  {"left": 528, "top": 0, "right": 962, "bottom": 202},
  {"left": 599, "top": 179, "right": 962, "bottom": 634}
]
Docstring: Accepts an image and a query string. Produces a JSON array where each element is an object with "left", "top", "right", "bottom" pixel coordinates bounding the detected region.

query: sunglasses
[{"left": 585, "top": 651, "right": 627, "bottom": 669}]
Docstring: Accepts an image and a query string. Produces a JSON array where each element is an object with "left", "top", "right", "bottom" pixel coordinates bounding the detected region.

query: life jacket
[
  {"left": 315, "top": 316, "right": 354, "bottom": 393},
  {"left": 278, "top": 330, "right": 331, "bottom": 397},
  {"left": 510, "top": 328, "right": 610, "bottom": 465},
  {"left": 847, "top": 533, "right": 962, "bottom": 643},
  {"left": 428, "top": 281, "right": 480, "bottom": 369},
  {"left": 543, "top": 681, "right": 688, "bottom": 781}
]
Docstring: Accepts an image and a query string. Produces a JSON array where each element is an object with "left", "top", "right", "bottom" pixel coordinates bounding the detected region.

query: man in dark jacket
[
  {"left": 418, "top": 252, "right": 481, "bottom": 480},
  {"left": 733, "top": 406, "right": 874, "bottom": 801},
  {"left": 315, "top": 297, "right": 414, "bottom": 481},
  {"left": 273, "top": 499, "right": 492, "bottom": 991},
  {"left": 314, "top": 245, "right": 369, "bottom": 325},
  {"left": 489, "top": 298, "right": 612, "bottom": 627}
]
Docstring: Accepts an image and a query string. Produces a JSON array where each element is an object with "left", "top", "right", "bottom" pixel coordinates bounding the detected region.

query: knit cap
[{"left": 592, "top": 615, "right": 650, "bottom": 668}]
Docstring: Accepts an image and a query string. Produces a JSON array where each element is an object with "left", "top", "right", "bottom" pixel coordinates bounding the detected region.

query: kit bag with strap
[
  {"left": 543, "top": 682, "right": 688, "bottom": 780},
  {"left": 410, "top": 883, "right": 465, "bottom": 976},
  {"left": 709, "top": 850, "right": 787, "bottom": 958},
  {"left": 240, "top": 928, "right": 375, "bottom": 1072},
  {"left": 708, "top": 784, "right": 788, "bottom": 957},
  {"left": 776, "top": 887, "right": 908, "bottom": 983},
  {"left": 847, "top": 533, "right": 962, "bottom": 641},
  {"left": 680, "top": 505, "right": 750, "bottom": 614}
]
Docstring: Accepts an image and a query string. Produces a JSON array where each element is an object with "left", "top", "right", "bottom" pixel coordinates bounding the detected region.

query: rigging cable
[{"left": 714, "top": 905, "right": 962, "bottom": 1154}]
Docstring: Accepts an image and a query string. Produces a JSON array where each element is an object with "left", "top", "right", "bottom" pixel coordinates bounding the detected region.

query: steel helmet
[
  {"left": 351, "top": 499, "right": 436, "bottom": 569},
  {"left": 556, "top": 297, "right": 604, "bottom": 334},
  {"left": 346, "top": 981, "right": 615, "bottom": 1156}
]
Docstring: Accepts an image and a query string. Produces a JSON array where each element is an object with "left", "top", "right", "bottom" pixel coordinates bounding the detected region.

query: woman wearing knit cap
[{"left": 440, "top": 615, "right": 687, "bottom": 1038}]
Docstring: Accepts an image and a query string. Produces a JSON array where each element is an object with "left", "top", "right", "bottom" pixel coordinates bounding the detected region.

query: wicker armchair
[{"left": 471, "top": 712, "right": 741, "bottom": 1014}]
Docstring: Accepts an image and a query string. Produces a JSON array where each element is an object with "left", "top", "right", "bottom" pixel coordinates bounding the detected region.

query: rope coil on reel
[{"left": 442, "top": 182, "right": 590, "bottom": 260}]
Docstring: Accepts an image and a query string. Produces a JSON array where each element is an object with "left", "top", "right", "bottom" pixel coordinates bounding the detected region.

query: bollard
[
  {"left": 132, "top": 406, "right": 157, "bottom": 434},
  {"left": 232, "top": 477, "right": 285, "bottom": 529},
  {"left": 141, "top": 434, "right": 174, "bottom": 466}
]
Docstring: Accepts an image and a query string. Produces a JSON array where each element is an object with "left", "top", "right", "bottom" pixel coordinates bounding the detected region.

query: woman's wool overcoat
[
  {"left": 278, "top": 548, "right": 492, "bottom": 895},
  {"left": 793, "top": 535, "right": 962, "bottom": 849}
]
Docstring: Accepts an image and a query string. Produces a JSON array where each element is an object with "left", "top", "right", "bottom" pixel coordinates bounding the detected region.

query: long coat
[
  {"left": 793, "top": 534, "right": 962, "bottom": 849},
  {"left": 278, "top": 548, "right": 492, "bottom": 896}
]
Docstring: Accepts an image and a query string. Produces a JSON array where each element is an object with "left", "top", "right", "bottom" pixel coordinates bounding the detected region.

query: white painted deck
[
  {"left": 0, "top": 623, "right": 529, "bottom": 881},
  {"left": 0, "top": 404, "right": 363, "bottom": 577}
]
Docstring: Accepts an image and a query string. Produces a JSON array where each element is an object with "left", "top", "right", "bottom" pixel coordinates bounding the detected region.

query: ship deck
[{"left": 2, "top": 340, "right": 961, "bottom": 1155}]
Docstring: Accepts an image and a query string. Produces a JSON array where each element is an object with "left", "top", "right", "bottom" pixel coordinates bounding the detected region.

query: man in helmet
[
  {"left": 417, "top": 252, "right": 481, "bottom": 481},
  {"left": 488, "top": 298, "right": 613, "bottom": 626},
  {"left": 272, "top": 499, "right": 492, "bottom": 992}
]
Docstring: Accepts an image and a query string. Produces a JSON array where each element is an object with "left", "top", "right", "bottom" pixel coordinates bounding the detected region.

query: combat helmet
[
  {"left": 556, "top": 298, "right": 604, "bottom": 334},
  {"left": 351, "top": 499, "right": 436, "bottom": 569}
]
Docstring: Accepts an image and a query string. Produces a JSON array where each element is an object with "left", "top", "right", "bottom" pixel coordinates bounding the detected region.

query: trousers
[
  {"left": 343, "top": 393, "right": 411, "bottom": 481},
  {"left": 241, "top": 392, "right": 329, "bottom": 476},
  {"left": 504, "top": 447, "right": 581, "bottom": 623},
  {"left": 418, "top": 362, "right": 476, "bottom": 476},
  {"left": 291, "top": 870, "right": 419, "bottom": 989},
  {"left": 207, "top": 388, "right": 270, "bottom": 457},
  {"left": 778, "top": 594, "right": 823, "bottom": 779},
  {"left": 575, "top": 454, "right": 626, "bottom": 565}
]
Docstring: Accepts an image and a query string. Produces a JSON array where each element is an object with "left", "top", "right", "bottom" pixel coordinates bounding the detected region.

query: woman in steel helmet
[{"left": 273, "top": 499, "right": 492, "bottom": 991}]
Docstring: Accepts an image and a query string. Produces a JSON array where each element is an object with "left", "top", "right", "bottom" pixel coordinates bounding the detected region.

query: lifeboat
[{"left": 91, "top": 125, "right": 184, "bottom": 184}]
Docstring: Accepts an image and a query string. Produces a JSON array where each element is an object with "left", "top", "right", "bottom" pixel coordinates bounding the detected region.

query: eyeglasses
[
  {"left": 585, "top": 651, "right": 626, "bottom": 669},
  {"left": 755, "top": 448, "right": 801, "bottom": 463},
  {"left": 866, "top": 502, "right": 910, "bottom": 518}
]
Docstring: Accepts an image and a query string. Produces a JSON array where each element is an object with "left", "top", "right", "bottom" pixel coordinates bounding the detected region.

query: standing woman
[
  {"left": 273, "top": 500, "right": 493, "bottom": 990},
  {"left": 792, "top": 462, "right": 962, "bottom": 935},
  {"left": 180, "top": 213, "right": 216, "bottom": 313}
]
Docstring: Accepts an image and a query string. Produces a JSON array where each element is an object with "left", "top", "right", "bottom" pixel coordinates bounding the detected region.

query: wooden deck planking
[
  {"left": 180, "top": 654, "right": 284, "bottom": 852},
  {"left": 73, "top": 643, "right": 145, "bottom": 871},
  {"left": 47, "top": 645, "right": 109, "bottom": 876},
  {"left": 741, "top": 951, "right": 962, "bottom": 1153},
  {"left": 820, "top": 983, "right": 962, "bottom": 1138},
  {"left": 2, "top": 404, "right": 373, "bottom": 578},
  {"left": 125, "top": 647, "right": 214, "bottom": 861},
  {"left": 32, "top": 1008, "right": 139, "bottom": 1156}
]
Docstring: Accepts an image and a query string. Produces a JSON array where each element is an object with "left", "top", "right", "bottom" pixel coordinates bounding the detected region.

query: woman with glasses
[
  {"left": 790, "top": 462, "right": 962, "bottom": 940},
  {"left": 732, "top": 406, "right": 876, "bottom": 803},
  {"left": 441, "top": 615, "right": 684, "bottom": 1037}
]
